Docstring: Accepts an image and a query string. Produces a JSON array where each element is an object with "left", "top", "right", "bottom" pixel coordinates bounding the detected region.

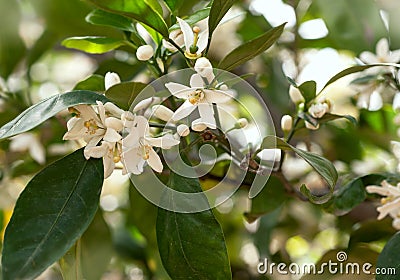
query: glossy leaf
[
  {"left": 163, "top": 0, "right": 184, "bottom": 13},
  {"left": 62, "top": 36, "right": 125, "bottom": 54},
  {"left": 208, "top": 0, "right": 235, "bottom": 38},
  {"left": 0, "top": 90, "right": 108, "bottom": 140},
  {"left": 261, "top": 136, "right": 338, "bottom": 189},
  {"left": 73, "top": 74, "right": 105, "bottom": 92},
  {"left": 85, "top": 9, "right": 135, "bottom": 32},
  {"left": 2, "top": 149, "right": 104, "bottom": 280},
  {"left": 298, "top": 80, "right": 316, "bottom": 104},
  {"left": 105, "top": 82, "right": 148, "bottom": 110},
  {"left": 376, "top": 232, "right": 400, "bottom": 279},
  {"left": 244, "top": 176, "right": 287, "bottom": 223},
  {"left": 156, "top": 172, "right": 232, "bottom": 279},
  {"left": 87, "top": 0, "right": 169, "bottom": 37},
  {"left": 318, "top": 113, "right": 357, "bottom": 126},
  {"left": 218, "top": 23, "right": 286, "bottom": 71},
  {"left": 300, "top": 184, "right": 332, "bottom": 204}
]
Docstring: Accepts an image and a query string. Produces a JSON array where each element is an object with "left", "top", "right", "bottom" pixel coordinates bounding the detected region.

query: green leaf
[
  {"left": 87, "top": 0, "right": 169, "bottom": 37},
  {"left": 163, "top": 0, "right": 184, "bottom": 13},
  {"left": 298, "top": 80, "right": 316, "bottom": 104},
  {"left": 320, "top": 63, "right": 400, "bottom": 93},
  {"left": 105, "top": 82, "right": 148, "bottom": 110},
  {"left": 2, "top": 149, "right": 104, "bottom": 280},
  {"left": 300, "top": 184, "right": 332, "bottom": 204},
  {"left": 348, "top": 219, "right": 396, "bottom": 249},
  {"left": 261, "top": 136, "right": 338, "bottom": 189},
  {"left": 218, "top": 23, "right": 286, "bottom": 71},
  {"left": 62, "top": 36, "right": 125, "bottom": 54},
  {"left": 73, "top": 74, "right": 105, "bottom": 91},
  {"left": 156, "top": 172, "right": 232, "bottom": 279},
  {"left": 208, "top": 0, "right": 235, "bottom": 38},
  {"left": 244, "top": 176, "right": 287, "bottom": 223},
  {"left": 85, "top": 9, "right": 135, "bottom": 32},
  {"left": 0, "top": 90, "right": 108, "bottom": 140},
  {"left": 169, "top": 8, "right": 211, "bottom": 30},
  {"left": 376, "top": 232, "right": 400, "bottom": 279},
  {"left": 318, "top": 113, "right": 357, "bottom": 126}
]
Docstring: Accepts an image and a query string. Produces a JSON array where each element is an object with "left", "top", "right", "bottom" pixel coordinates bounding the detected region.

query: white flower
[
  {"left": 104, "top": 72, "right": 121, "bottom": 90},
  {"left": 393, "top": 92, "right": 400, "bottom": 111},
  {"left": 176, "top": 17, "right": 209, "bottom": 59},
  {"left": 63, "top": 102, "right": 123, "bottom": 159},
  {"left": 194, "top": 57, "right": 214, "bottom": 82},
  {"left": 136, "top": 45, "right": 154, "bottom": 61},
  {"left": 289, "top": 85, "right": 305, "bottom": 105},
  {"left": 165, "top": 74, "right": 233, "bottom": 129},
  {"left": 354, "top": 84, "right": 384, "bottom": 111},
  {"left": 85, "top": 141, "right": 122, "bottom": 178},
  {"left": 308, "top": 102, "right": 330, "bottom": 118},
  {"left": 280, "top": 115, "right": 293, "bottom": 131},
  {"left": 360, "top": 38, "right": 400, "bottom": 64},
  {"left": 122, "top": 116, "right": 180, "bottom": 174},
  {"left": 9, "top": 133, "right": 46, "bottom": 164},
  {"left": 366, "top": 181, "right": 400, "bottom": 229}
]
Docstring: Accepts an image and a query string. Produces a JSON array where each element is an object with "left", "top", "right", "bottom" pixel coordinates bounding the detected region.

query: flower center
[
  {"left": 142, "top": 144, "right": 152, "bottom": 160},
  {"left": 84, "top": 119, "right": 98, "bottom": 134},
  {"left": 185, "top": 26, "right": 202, "bottom": 60},
  {"left": 188, "top": 89, "right": 204, "bottom": 105}
]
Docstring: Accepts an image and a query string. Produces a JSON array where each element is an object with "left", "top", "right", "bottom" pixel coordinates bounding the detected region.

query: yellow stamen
[
  {"left": 142, "top": 145, "right": 151, "bottom": 160},
  {"left": 188, "top": 89, "right": 204, "bottom": 105},
  {"left": 381, "top": 197, "right": 393, "bottom": 204},
  {"left": 84, "top": 119, "right": 98, "bottom": 134}
]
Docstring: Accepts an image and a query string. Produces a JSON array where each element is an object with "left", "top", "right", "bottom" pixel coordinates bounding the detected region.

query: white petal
[
  {"left": 389, "top": 50, "right": 400, "bottom": 63},
  {"left": 84, "top": 143, "right": 108, "bottom": 159},
  {"left": 368, "top": 91, "right": 383, "bottom": 111},
  {"left": 105, "top": 117, "right": 123, "bottom": 132},
  {"left": 146, "top": 135, "right": 180, "bottom": 148},
  {"left": 104, "top": 102, "right": 124, "bottom": 117},
  {"left": 132, "top": 97, "right": 153, "bottom": 112},
  {"left": 204, "top": 89, "right": 232, "bottom": 103},
  {"left": 376, "top": 38, "right": 389, "bottom": 58},
  {"left": 63, "top": 119, "right": 86, "bottom": 140},
  {"left": 10, "top": 133, "right": 34, "bottom": 151},
  {"left": 177, "top": 17, "right": 194, "bottom": 51},
  {"left": 76, "top": 105, "right": 98, "bottom": 121},
  {"left": 104, "top": 72, "right": 121, "bottom": 90},
  {"left": 172, "top": 100, "right": 196, "bottom": 121},
  {"left": 122, "top": 147, "right": 144, "bottom": 175},
  {"left": 103, "top": 155, "right": 115, "bottom": 179},
  {"left": 96, "top": 101, "right": 107, "bottom": 124},
  {"left": 165, "top": 82, "right": 191, "bottom": 98},
  {"left": 191, "top": 118, "right": 208, "bottom": 132},
  {"left": 151, "top": 105, "right": 174, "bottom": 122},
  {"left": 147, "top": 148, "right": 163, "bottom": 173},
  {"left": 359, "top": 51, "right": 378, "bottom": 64},
  {"left": 190, "top": 74, "right": 205, "bottom": 88},
  {"left": 29, "top": 140, "right": 46, "bottom": 165},
  {"left": 198, "top": 103, "right": 216, "bottom": 129},
  {"left": 103, "top": 128, "right": 122, "bottom": 143},
  {"left": 393, "top": 92, "right": 400, "bottom": 111},
  {"left": 377, "top": 198, "right": 400, "bottom": 219},
  {"left": 196, "top": 29, "right": 209, "bottom": 54}
]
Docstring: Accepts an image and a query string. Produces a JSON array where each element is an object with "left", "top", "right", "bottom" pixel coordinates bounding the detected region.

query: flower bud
[
  {"left": 136, "top": 45, "right": 154, "bottom": 61},
  {"left": 289, "top": 85, "right": 305, "bottom": 105},
  {"left": 104, "top": 102, "right": 124, "bottom": 117},
  {"left": 368, "top": 90, "right": 383, "bottom": 111},
  {"left": 191, "top": 118, "right": 207, "bottom": 132},
  {"left": 194, "top": 57, "right": 214, "bottom": 80},
  {"left": 104, "top": 72, "right": 121, "bottom": 90},
  {"left": 177, "top": 124, "right": 190, "bottom": 137},
  {"left": 281, "top": 115, "right": 293, "bottom": 131},
  {"left": 234, "top": 118, "right": 248, "bottom": 129},
  {"left": 151, "top": 105, "right": 174, "bottom": 122},
  {"left": 133, "top": 97, "right": 153, "bottom": 112}
]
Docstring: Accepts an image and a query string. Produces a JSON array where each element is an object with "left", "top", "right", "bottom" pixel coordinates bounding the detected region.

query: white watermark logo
[{"left": 257, "top": 251, "right": 396, "bottom": 276}]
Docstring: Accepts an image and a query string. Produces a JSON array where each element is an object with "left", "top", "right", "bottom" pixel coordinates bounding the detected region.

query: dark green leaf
[
  {"left": 87, "top": 0, "right": 169, "bottom": 37},
  {"left": 261, "top": 136, "right": 338, "bottom": 189},
  {"left": 208, "top": 0, "right": 235, "bottom": 38},
  {"left": 348, "top": 219, "right": 396, "bottom": 249},
  {"left": 318, "top": 113, "right": 357, "bottom": 126},
  {"left": 73, "top": 74, "right": 105, "bottom": 92},
  {"left": 244, "top": 176, "right": 287, "bottom": 223},
  {"left": 2, "top": 149, "right": 104, "bottom": 280},
  {"left": 0, "top": 90, "right": 109, "bottom": 140},
  {"left": 105, "top": 82, "right": 148, "bottom": 110},
  {"left": 62, "top": 36, "right": 125, "bottom": 54},
  {"left": 169, "top": 8, "right": 211, "bottom": 30},
  {"left": 156, "top": 172, "right": 232, "bottom": 280},
  {"left": 376, "top": 232, "right": 400, "bottom": 279},
  {"left": 218, "top": 23, "right": 286, "bottom": 71},
  {"left": 85, "top": 9, "right": 135, "bottom": 32},
  {"left": 298, "top": 80, "right": 316, "bottom": 104},
  {"left": 163, "top": 0, "right": 185, "bottom": 13}
]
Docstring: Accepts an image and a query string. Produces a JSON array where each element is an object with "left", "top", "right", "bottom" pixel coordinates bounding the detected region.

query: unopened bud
[
  {"left": 104, "top": 102, "right": 124, "bottom": 117},
  {"left": 289, "top": 85, "right": 305, "bottom": 105},
  {"left": 194, "top": 57, "right": 214, "bottom": 80},
  {"left": 136, "top": 45, "right": 154, "bottom": 61},
  {"left": 235, "top": 118, "right": 248, "bottom": 129},
  {"left": 281, "top": 115, "right": 293, "bottom": 131},
  {"left": 177, "top": 124, "right": 190, "bottom": 137},
  {"left": 191, "top": 118, "right": 207, "bottom": 132},
  {"left": 151, "top": 105, "right": 174, "bottom": 122},
  {"left": 133, "top": 97, "right": 153, "bottom": 112},
  {"left": 104, "top": 72, "right": 121, "bottom": 90},
  {"left": 369, "top": 90, "right": 383, "bottom": 111}
]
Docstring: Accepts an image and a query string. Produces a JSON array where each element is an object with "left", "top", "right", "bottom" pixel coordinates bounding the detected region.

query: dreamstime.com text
[{"left": 257, "top": 251, "right": 397, "bottom": 276}]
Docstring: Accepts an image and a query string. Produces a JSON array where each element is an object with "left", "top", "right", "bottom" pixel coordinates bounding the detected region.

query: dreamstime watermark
[{"left": 257, "top": 251, "right": 397, "bottom": 276}]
